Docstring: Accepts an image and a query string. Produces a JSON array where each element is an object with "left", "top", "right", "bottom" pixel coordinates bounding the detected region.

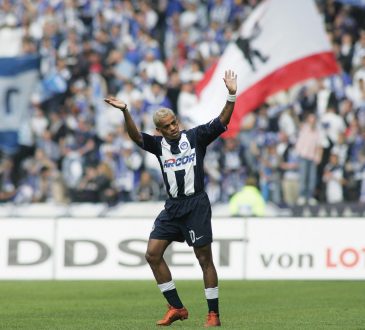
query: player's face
[{"left": 156, "top": 114, "right": 180, "bottom": 140}]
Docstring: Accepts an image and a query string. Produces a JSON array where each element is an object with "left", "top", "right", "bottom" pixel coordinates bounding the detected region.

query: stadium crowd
[{"left": 0, "top": 0, "right": 364, "bottom": 208}]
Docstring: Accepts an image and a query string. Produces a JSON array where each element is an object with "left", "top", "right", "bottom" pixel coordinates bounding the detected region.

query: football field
[{"left": 0, "top": 280, "right": 364, "bottom": 329}]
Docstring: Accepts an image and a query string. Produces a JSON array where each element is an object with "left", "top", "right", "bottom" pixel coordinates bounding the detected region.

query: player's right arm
[
  {"left": 104, "top": 96, "right": 143, "bottom": 146},
  {"left": 219, "top": 70, "right": 237, "bottom": 127}
]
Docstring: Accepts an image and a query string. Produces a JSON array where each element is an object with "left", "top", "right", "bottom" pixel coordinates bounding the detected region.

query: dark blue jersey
[{"left": 140, "top": 117, "right": 226, "bottom": 199}]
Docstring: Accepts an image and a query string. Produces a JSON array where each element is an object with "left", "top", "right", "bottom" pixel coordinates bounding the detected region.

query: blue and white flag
[{"left": 0, "top": 55, "right": 39, "bottom": 153}]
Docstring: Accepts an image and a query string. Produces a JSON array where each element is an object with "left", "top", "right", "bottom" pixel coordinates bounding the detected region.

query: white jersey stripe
[
  {"left": 159, "top": 133, "right": 196, "bottom": 198},
  {"left": 160, "top": 139, "right": 178, "bottom": 197},
  {"left": 181, "top": 134, "right": 196, "bottom": 195}
]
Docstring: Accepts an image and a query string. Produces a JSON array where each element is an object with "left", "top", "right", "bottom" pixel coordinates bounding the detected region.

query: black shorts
[{"left": 149, "top": 191, "right": 212, "bottom": 247}]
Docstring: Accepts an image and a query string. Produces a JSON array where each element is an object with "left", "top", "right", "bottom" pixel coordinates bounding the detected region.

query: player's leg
[
  {"left": 145, "top": 238, "right": 172, "bottom": 283},
  {"left": 193, "top": 243, "right": 218, "bottom": 288},
  {"left": 145, "top": 239, "right": 185, "bottom": 307},
  {"left": 146, "top": 239, "right": 188, "bottom": 325},
  {"left": 194, "top": 244, "right": 221, "bottom": 327},
  {"left": 193, "top": 244, "right": 219, "bottom": 309},
  {"left": 182, "top": 192, "right": 220, "bottom": 326}
]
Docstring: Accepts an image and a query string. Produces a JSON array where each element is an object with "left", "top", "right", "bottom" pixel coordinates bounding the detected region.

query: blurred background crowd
[{"left": 0, "top": 0, "right": 364, "bottom": 209}]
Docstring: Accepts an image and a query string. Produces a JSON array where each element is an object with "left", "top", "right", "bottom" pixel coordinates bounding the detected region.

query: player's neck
[{"left": 165, "top": 134, "right": 181, "bottom": 143}]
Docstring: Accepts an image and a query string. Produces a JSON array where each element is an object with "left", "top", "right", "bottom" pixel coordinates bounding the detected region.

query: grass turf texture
[{"left": 0, "top": 280, "right": 364, "bottom": 329}]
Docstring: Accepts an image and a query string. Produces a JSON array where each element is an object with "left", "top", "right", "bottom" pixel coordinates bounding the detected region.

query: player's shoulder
[
  {"left": 142, "top": 132, "right": 163, "bottom": 141},
  {"left": 193, "top": 117, "right": 222, "bottom": 132},
  {"left": 184, "top": 127, "right": 197, "bottom": 140}
]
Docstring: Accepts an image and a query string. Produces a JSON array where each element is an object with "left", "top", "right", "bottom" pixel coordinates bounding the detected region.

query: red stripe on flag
[
  {"left": 224, "top": 51, "right": 339, "bottom": 137},
  {"left": 195, "top": 61, "right": 218, "bottom": 97}
]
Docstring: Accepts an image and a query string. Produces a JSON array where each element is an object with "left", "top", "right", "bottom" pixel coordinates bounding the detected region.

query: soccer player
[{"left": 104, "top": 69, "right": 237, "bottom": 327}]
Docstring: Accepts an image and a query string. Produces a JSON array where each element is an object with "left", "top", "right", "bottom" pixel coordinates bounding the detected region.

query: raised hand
[
  {"left": 104, "top": 96, "right": 142, "bottom": 144},
  {"left": 104, "top": 96, "right": 127, "bottom": 111},
  {"left": 223, "top": 70, "right": 237, "bottom": 95}
]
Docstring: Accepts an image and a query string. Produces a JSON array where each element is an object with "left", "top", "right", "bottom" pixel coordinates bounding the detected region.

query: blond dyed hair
[{"left": 153, "top": 108, "right": 176, "bottom": 127}]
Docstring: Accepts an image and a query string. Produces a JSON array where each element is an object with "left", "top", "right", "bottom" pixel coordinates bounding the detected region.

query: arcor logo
[{"left": 163, "top": 153, "right": 195, "bottom": 169}]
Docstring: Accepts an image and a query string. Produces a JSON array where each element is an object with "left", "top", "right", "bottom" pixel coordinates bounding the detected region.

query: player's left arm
[{"left": 219, "top": 70, "right": 237, "bottom": 127}]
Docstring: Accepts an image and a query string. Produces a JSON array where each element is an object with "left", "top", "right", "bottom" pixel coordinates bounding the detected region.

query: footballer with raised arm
[{"left": 104, "top": 69, "right": 237, "bottom": 327}]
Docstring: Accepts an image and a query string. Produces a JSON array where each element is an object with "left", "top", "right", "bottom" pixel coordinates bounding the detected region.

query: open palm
[
  {"left": 223, "top": 70, "right": 237, "bottom": 95},
  {"left": 104, "top": 96, "right": 127, "bottom": 111}
]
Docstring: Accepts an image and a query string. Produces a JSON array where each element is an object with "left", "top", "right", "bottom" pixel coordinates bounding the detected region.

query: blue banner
[{"left": 0, "top": 55, "right": 40, "bottom": 153}]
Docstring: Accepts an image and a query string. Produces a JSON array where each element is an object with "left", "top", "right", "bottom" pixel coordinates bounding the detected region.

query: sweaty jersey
[{"left": 140, "top": 117, "right": 226, "bottom": 199}]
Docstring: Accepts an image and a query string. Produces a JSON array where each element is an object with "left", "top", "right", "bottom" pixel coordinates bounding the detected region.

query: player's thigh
[
  {"left": 150, "top": 210, "right": 185, "bottom": 243},
  {"left": 184, "top": 193, "right": 213, "bottom": 247}
]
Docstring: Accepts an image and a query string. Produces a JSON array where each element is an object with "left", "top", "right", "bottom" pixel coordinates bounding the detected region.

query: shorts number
[{"left": 189, "top": 230, "right": 196, "bottom": 243}]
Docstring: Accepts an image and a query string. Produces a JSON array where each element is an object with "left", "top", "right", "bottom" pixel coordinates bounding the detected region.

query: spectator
[
  {"left": 177, "top": 80, "right": 198, "bottom": 128},
  {"left": 339, "top": 98, "right": 355, "bottom": 128},
  {"left": 229, "top": 176, "right": 265, "bottom": 217},
  {"left": 278, "top": 107, "right": 299, "bottom": 144},
  {"left": 30, "top": 106, "right": 49, "bottom": 141},
  {"left": 332, "top": 132, "right": 349, "bottom": 167},
  {"left": 321, "top": 105, "right": 346, "bottom": 147},
  {"left": 352, "top": 29, "right": 365, "bottom": 70},
  {"left": 96, "top": 162, "right": 118, "bottom": 205},
  {"left": 166, "top": 70, "right": 182, "bottom": 114},
  {"left": 0, "top": 157, "right": 16, "bottom": 202},
  {"left": 204, "top": 145, "right": 222, "bottom": 204},
  {"left": 14, "top": 149, "right": 64, "bottom": 203},
  {"left": 136, "top": 170, "right": 161, "bottom": 201},
  {"left": 0, "top": 14, "right": 22, "bottom": 56},
  {"left": 238, "top": 111, "right": 257, "bottom": 173},
  {"left": 142, "top": 80, "right": 172, "bottom": 132},
  {"left": 72, "top": 165, "right": 99, "bottom": 203},
  {"left": 37, "top": 129, "right": 61, "bottom": 163},
  {"left": 209, "top": 0, "right": 232, "bottom": 28},
  {"left": 31, "top": 165, "right": 54, "bottom": 203},
  {"left": 138, "top": 50, "right": 168, "bottom": 85},
  {"left": 338, "top": 32, "right": 354, "bottom": 75},
  {"left": 359, "top": 151, "right": 365, "bottom": 203},
  {"left": 219, "top": 137, "right": 246, "bottom": 201},
  {"left": 58, "top": 28, "right": 81, "bottom": 68},
  {"left": 295, "top": 113, "right": 324, "bottom": 205},
  {"left": 280, "top": 141, "right": 300, "bottom": 207},
  {"left": 63, "top": 116, "right": 97, "bottom": 164},
  {"left": 259, "top": 140, "right": 282, "bottom": 205},
  {"left": 115, "top": 141, "right": 143, "bottom": 202},
  {"left": 107, "top": 49, "right": 136, "bottom": 88},
  {"left": 323, "top": 152, "right": 345, "bottom": 204}
]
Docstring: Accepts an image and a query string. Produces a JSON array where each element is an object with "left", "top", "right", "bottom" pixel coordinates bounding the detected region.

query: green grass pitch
[{"left": 0, "top": 280, "right": 364, "bottom": 329}]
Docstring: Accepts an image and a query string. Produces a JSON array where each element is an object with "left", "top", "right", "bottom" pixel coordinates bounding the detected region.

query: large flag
[
  {"left": 192, "top": 0, "right": 339, "bottom": 137},
  {"left": 0, "top": 55, "right": 40, "bottom": 152}
]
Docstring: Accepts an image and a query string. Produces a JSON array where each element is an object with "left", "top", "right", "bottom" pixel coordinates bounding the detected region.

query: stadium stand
[{"left": 0, "top": 0, "right": 364, "bottom": 217}]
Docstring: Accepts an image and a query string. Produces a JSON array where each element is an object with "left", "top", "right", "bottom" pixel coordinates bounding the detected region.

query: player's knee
[
  {"left": 145, "top": 250, "right": 160, "bottom": 265},
  {"left": 145, "top": 251, "right": 153, "bottom": 264},
  {"left": 196, "top": 253, "right": 212, "bottom": 269}
]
